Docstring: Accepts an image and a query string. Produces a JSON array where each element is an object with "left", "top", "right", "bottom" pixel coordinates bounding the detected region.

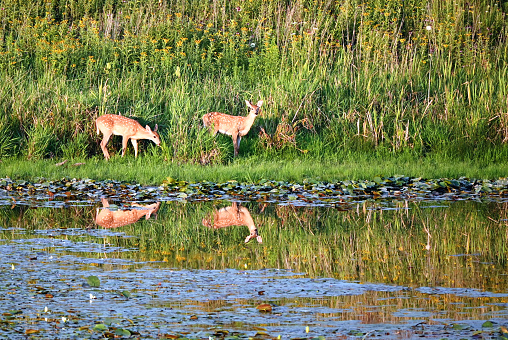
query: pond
[{"left": 0, "top": 177, "right": 507, "bottom": 339}]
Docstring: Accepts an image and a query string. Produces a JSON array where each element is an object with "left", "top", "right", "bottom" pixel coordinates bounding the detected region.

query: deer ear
[
  {"left": 146, "top": 125, "right": 152, "bottom": 132},
  {"left": 256, "top": 235, "right": 263, "bottom": 243},
  {"left": 245, "top": 100, "right": 252, "bottom": 108},
  {"left": 256, "top": 100, "right": 263, "bottom": 107},
  {"left": 154, "top": 124, "right": 158, "bottom": 132}
]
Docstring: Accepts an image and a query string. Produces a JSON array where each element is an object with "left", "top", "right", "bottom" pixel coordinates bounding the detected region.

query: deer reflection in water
[
  {"left": 202, "top": 202, "right": 262, "bottom": 243},
  {"left": 95, "top": 198, "right": 160, "bottom": 229}
]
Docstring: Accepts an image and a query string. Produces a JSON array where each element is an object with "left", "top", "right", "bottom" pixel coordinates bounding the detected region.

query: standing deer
[
  {"left": 95, "top": 198, "right": 160, "bottom": 229},
  {"left": 202, "top": 100, "right": 263, "bottom": 157},
  {"left": 202, "top": 202, "right": 262, "bottom": 243},
  {"left": 96, "top": 114, "right": 160, "bottom": 160}
]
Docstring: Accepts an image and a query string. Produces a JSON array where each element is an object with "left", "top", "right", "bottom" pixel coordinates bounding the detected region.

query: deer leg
[
  {"left": 100, "top": 132, "right": 112, "bottom": 160},
  {"left": 130, "top": 139, "right": 138, "bottom": 158},
  {"left": 232, "top": 134, "right": 239, "bottom": 157},
  {"left": 121, "top": 136, "right": 130, "bottom": 157},
  {"left": 101, "top": 197, "right": 110, "bottom": 207}
]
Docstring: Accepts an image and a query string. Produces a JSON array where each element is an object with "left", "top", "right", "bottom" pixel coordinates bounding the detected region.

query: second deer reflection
[
  {"left": 202, "top": 202, "right": 262, "bottom": 243},
  {"left": 95, "top": 198, "right": 160, "bottom": 229}
]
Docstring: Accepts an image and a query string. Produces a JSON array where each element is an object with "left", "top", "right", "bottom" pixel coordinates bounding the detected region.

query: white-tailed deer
[
  {"left": 95, "top": 198, "right": 160, "bottom": 229},
  {"left": 202, "top": 100, "right": 263, "bottom": 157},
  {"left": 202, "top": 202, "right": 262, "bottom": 243},
  {"left": 96, "top": 114, "right": 160, "bottom": 160}
]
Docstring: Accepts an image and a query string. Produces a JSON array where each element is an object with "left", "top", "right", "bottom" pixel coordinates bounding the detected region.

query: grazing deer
[
  {"left": 202, "top": 100, "right": 263, "bottom": 157},
  {"left": 95, "top": 198, "right": 160, "bottom": 229},
  {"left": 202, "top": 202, "right": 262, "bottom": 243},
  {"left": 96, "top": 114, "right": 160, "bottom": 160}
]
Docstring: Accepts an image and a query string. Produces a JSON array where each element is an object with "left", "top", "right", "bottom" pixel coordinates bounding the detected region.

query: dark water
[{"left": 0, "top": 191, "right": 507, "bottom": 339}]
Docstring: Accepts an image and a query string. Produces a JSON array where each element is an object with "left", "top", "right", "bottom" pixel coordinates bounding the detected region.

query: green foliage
[
  {"left": 0, "top": 0, "right": 506, "bottom": 162},
  {"left": 24, "top": 120, "right": 58, "bottom": 160},
  {"left": 0, "top": 121, "right": 20, "bottom": 158}
]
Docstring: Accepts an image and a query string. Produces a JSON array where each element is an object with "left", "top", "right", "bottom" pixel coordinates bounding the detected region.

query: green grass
[
  {"left": 1, "top": 154, "right": 506, "bottom": 185},
  {"left": 0, "top": 0, "right": 507, "bottom": 178}
]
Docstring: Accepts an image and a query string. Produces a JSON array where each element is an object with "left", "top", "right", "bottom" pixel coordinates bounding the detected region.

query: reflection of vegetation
[
  {"left": 0, "top": 200, "right": 507, "bottom": 292},
  {"left": 153, "top": 291, "right": 508, "bottom": 326}
]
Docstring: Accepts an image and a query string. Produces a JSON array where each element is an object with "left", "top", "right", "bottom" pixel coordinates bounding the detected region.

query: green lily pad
[
  {"left": 86, "top": 275, "right": 100, "bottom": 288},
  {"left": 93, "top": 323, "right": 108, "bottom": 331}
]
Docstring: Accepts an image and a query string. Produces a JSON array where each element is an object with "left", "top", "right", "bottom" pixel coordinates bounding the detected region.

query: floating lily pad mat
[{"left": 1, "top": 176, "right": 508, "bottom": 207}]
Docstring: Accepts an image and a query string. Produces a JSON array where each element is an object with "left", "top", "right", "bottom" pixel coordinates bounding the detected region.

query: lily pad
[
  {"left": 86, "top": 275, "right": 100, "bottom": 288},
  {"left": 93, "top": 323, "right": 108, "bottom": 331}
]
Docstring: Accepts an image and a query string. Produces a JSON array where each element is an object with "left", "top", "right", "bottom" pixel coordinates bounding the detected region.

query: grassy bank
[
  {"left": 1, "top": 155, "right": 507, "bottom": 185},
  {"left": 0, "top": 0, "right": 507, "bottom": 177}
]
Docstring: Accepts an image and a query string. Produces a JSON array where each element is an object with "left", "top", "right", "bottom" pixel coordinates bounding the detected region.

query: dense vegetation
[{"left": 0, "top": 0, "right": 507, "bottom": 166}]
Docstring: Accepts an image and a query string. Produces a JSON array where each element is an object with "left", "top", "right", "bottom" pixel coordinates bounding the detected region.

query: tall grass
[{"left": 0, "top": 0, "right": 507, "bottom": 163}]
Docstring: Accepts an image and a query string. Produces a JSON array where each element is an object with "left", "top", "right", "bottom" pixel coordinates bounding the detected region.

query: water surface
[{"left": 0, "top": 183, "right": 507, "bottom": 339}]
